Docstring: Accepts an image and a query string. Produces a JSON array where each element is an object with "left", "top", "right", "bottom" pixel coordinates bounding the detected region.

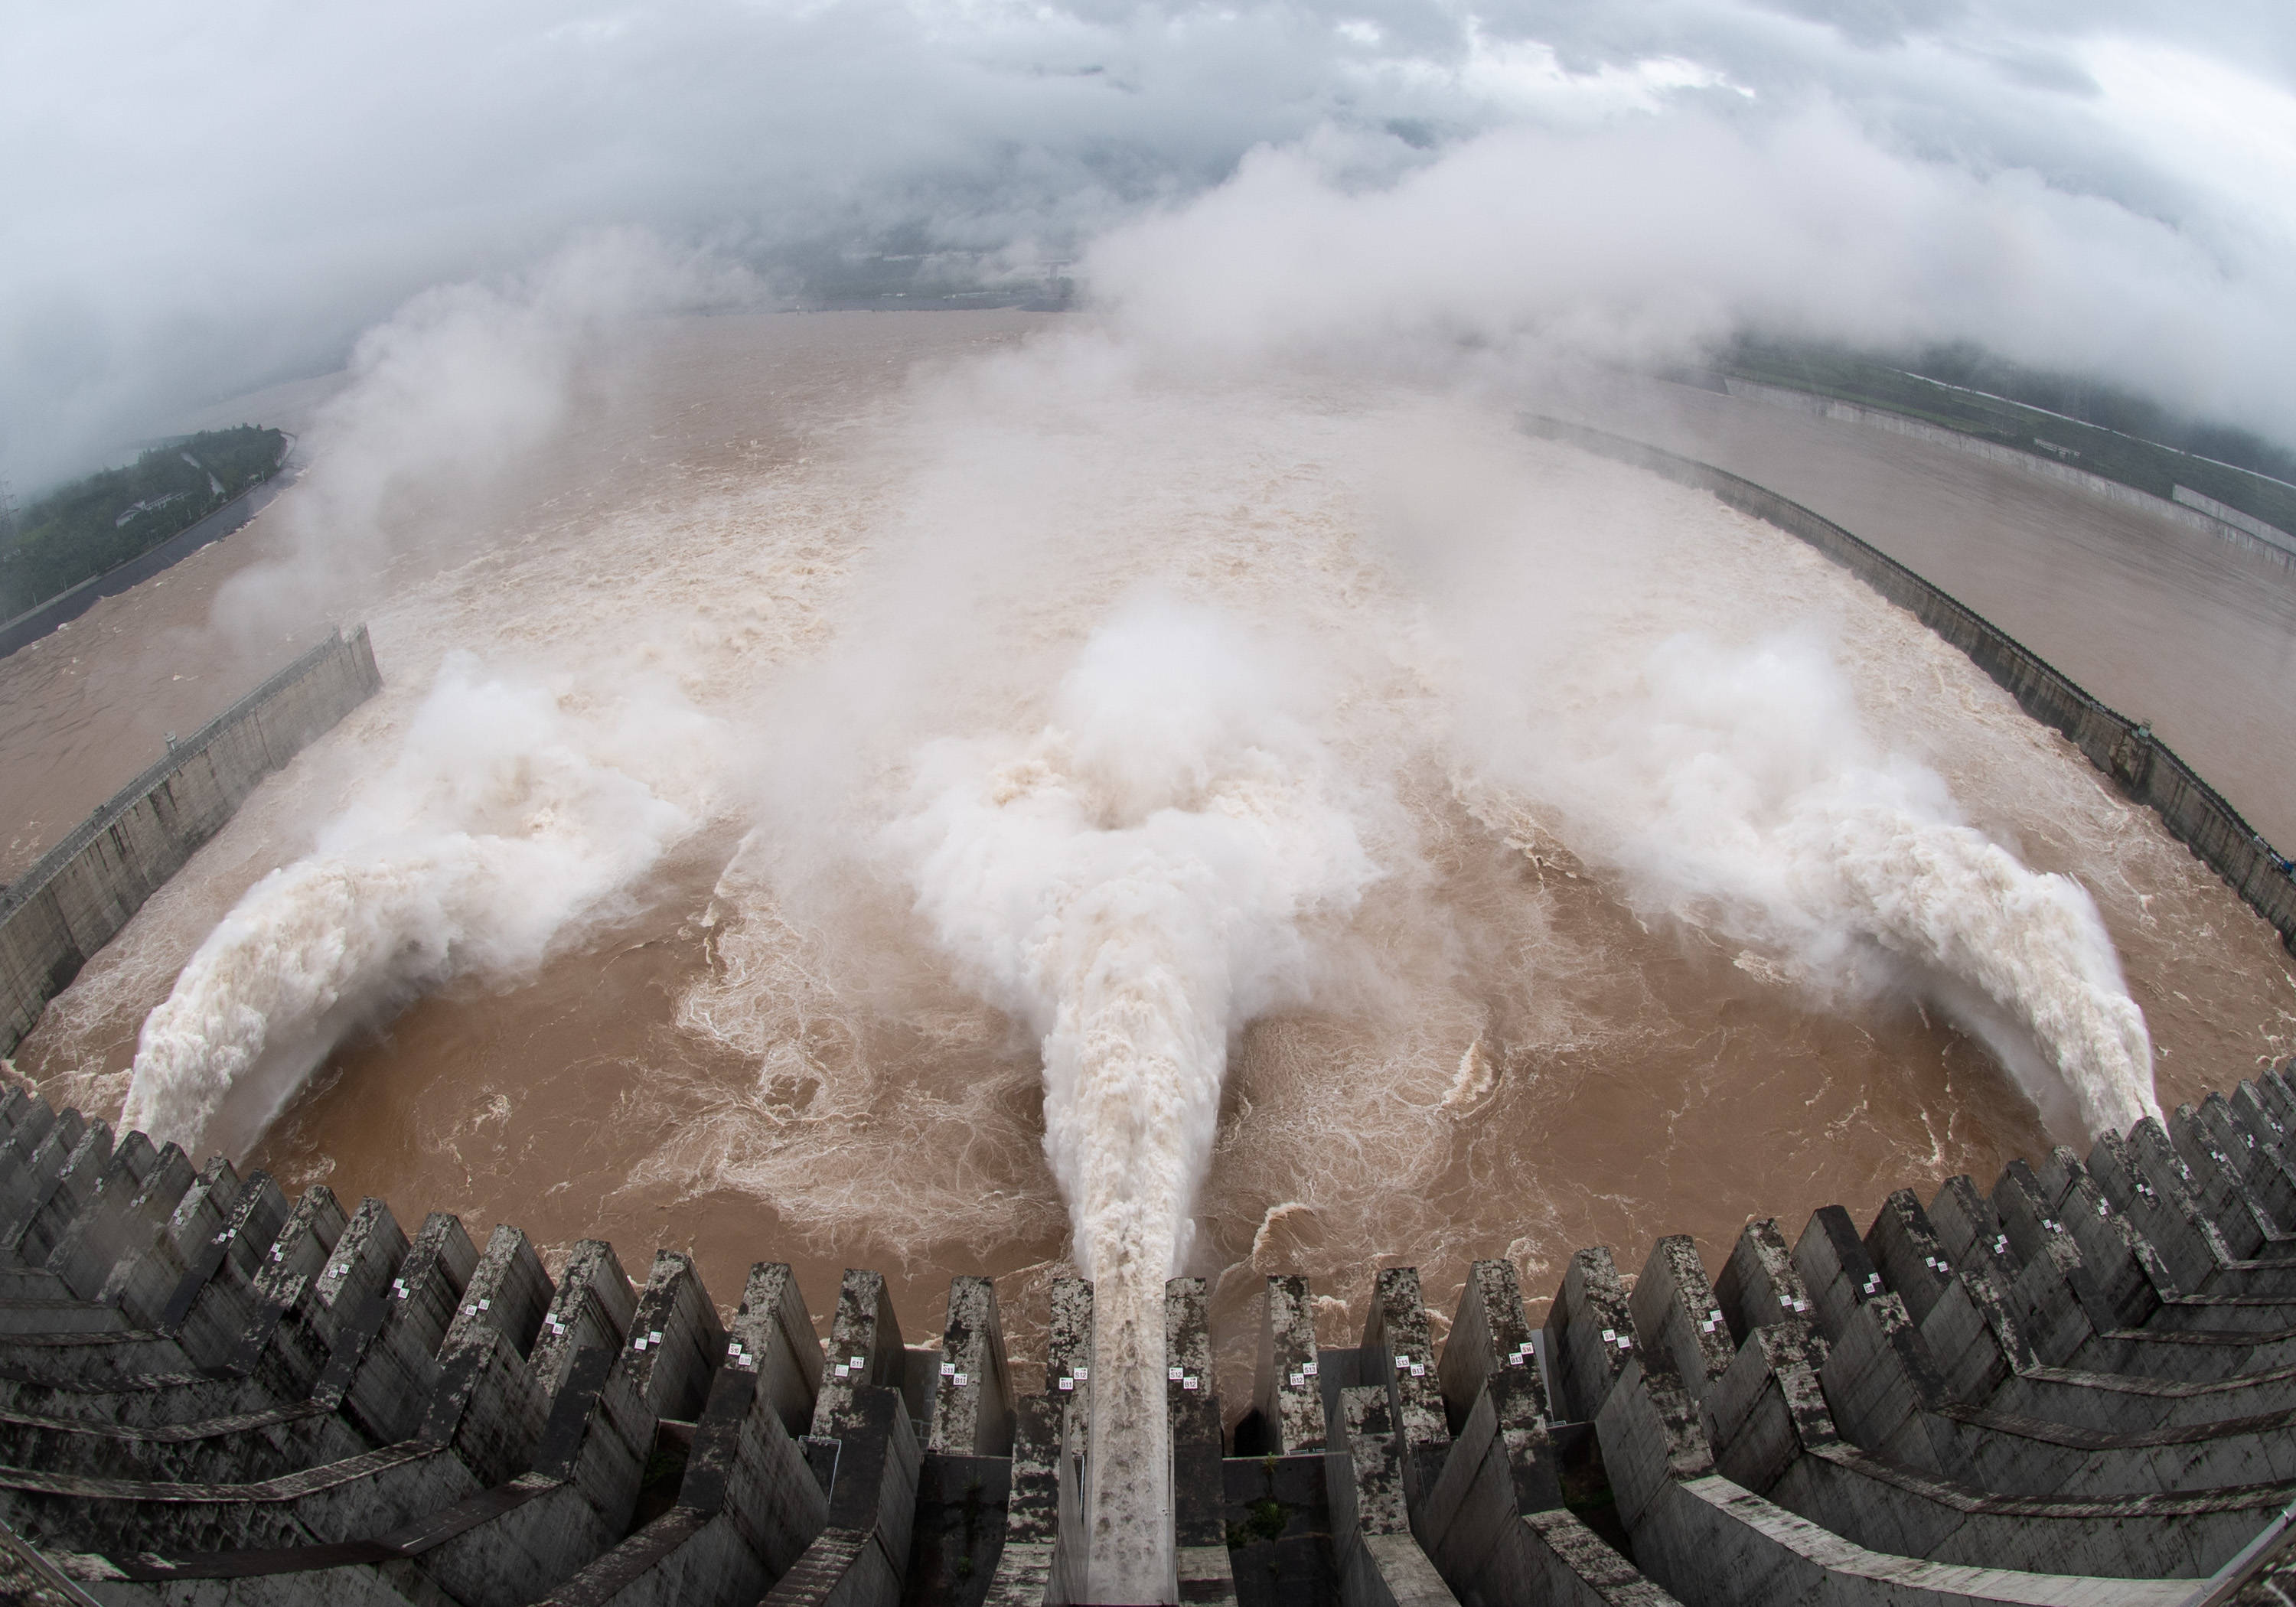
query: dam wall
[
  {"left": 1526, "top": 415, "right": 2296, "bottom": 956},
  {"left": 1717, "top": 376, "right": 2296, "bottom": 572},
  {"left": 0, "top": 624, "right": 380, "bottom": 1057},
  {"left": 7, "top": 1058, "right": 2296, "bottom": 1602}
]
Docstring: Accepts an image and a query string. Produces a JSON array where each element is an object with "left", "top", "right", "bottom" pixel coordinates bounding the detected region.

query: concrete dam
[
  {"left": 0, "top": 627, "right": 383, "bottom": 1059},
  {"left": 5, "top": 1064, "right": 2296, "bottom": 1605}
]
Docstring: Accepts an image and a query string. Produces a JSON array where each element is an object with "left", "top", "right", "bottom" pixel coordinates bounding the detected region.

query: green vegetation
[
  {"left": 1713, "top": 339, "right": 2296, "bottom": 541},
  {"left": 1225, "top": 1496, "right": 1289, "bottom": 1549},
  {"left": 0, "top": 425, "right": 285, "bottom": 617}
]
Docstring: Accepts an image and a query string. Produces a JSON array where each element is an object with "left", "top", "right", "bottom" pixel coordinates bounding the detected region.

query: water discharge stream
[
  {"left": 888, "top": 602, "right": 1378, "bottom": 1592},
  {"left": 119, "top": 654, "right": 719, "bottom": 1161}
]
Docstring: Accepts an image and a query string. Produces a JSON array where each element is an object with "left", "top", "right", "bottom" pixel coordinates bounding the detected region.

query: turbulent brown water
[{"left": 7, "top": 309, "right": 2294, "bottom": 1428}]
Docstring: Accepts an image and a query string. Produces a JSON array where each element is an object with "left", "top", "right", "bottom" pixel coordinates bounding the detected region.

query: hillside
[{"left": 0, "top": 426, "right": 285, "bottom": 617}]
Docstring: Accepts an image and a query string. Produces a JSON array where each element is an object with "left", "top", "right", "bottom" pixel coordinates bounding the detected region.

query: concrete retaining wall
[
  {"left": 2172, "top": 486, "right": 2296, "bottom": 554},
  {"left": 1524, "top": 416, "right": 2296, "bottom": 955},
  {"left": 0, "top": 624, "right": 381, "bottom": 1055},
  {"left": 0, "top": 474, "right": 291, "bottom": 661},
  {"left": 1717, "top": 379, "right": 2296, "bottom": 574}
]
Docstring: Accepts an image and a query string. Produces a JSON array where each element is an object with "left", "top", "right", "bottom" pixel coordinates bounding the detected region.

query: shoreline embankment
[
  {"left": 1527, "top": 415, "right": 2296, "bottom": 956},
  {"left": 0, "top": 624, "right": 380, "bottom": 1056},
  {"left": 0, "top": 470, "right": 295, "bottom": 661}
]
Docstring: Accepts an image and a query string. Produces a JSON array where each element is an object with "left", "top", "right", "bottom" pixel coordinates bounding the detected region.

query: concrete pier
[{"left": 2, "top": 1064, "right": 2296, "bottom": 1600}]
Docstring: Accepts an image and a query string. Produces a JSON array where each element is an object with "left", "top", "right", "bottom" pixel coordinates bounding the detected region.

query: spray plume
[
  {"left": 885, "top": 599, "right": 1379, "bottom": 1598},
  {"left": 121, "top": 653, "right": 715, "bottom": 1161},
  {"left": 1466, "top": 629, "right": 2157, "bottom": 1138}
]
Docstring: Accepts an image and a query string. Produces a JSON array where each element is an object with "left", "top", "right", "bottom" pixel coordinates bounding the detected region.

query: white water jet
[
  {"left": 121, "top": 653, "right": 710, "bottom": 1160},
  {"left": 1470, "top": 629, "right": 2157, "bottom": 1136},
  {"left": 885, "top": 600, "right": 1380, "bottom": 1599}
]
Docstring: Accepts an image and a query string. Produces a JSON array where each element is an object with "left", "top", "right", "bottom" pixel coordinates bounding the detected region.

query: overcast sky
[{"left": 8, "top": 0, "right": 2296, "bottom": 489}]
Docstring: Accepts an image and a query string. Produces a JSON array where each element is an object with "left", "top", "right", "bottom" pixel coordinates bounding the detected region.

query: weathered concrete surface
[
  {"left": 1166, "top": 1276, "right": 1236, "bottom": 1607},
  {"left": 1245, "top": 1274, "right": 1326, "bottom": 1457},
  {"left": 0, "top": 624, "right": 381, "bottom": 1054}
]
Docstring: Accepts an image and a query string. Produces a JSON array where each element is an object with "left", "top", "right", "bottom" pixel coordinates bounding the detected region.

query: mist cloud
[
  {"left": 9, "top": 0, "right": 2296, "bottom": 485},
  {"left": 1087, "top": 102, "right": 2296, "bottom": 435},
  {"left": 208, "top": 229, "right": 755, "bottom": 641}
]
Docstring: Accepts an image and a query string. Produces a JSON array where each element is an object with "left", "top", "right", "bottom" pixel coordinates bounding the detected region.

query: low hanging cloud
[
  {"left": 1085, "top": 106, "right": 2296, "bottom": 436},
  {"left": 8, "top": 0, "right": 2296, "bottom": 485}
]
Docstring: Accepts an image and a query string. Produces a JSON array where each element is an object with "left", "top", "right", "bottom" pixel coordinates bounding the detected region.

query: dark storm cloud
[{"left": 7, "top": 0, "right": 2295, "bottom": 486}]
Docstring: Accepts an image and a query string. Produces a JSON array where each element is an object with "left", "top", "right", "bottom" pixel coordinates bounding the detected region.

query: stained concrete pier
[{"left": 2, "top": 1063, "right": 2296, "bottom": 1602}]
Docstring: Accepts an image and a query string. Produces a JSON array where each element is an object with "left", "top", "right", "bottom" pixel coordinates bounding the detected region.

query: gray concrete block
[
  {"left": 930, "top": 1275, "right": 1013, "bottom": 1457},
  {"left": 2194, "top": 1096, "right": 2296, "bottom": 1230},
  {"left": 1440, "top": 1260, "right": 1545, "bottom": 1439},
  {"left": 1715, "top": 1220, "right": 1823, "bottom": 1354},
  {"left": 2036, "top": 1165, "right": 2172, "bottom": 1335},
  {"left": 1360, "top": 1269, "right": 1449, "bottom": 1516},
  {"left": 1166, "top": 1276, "right": 1227, "bottom": 1554},
  {"left": 1402, "top": 1367, "right": 1668, "bottom": 1607},
  {"left": 528, "top": 1504, "right": 725, "bottom": 1606},
  {"left": 2132, "top": 1120, "right": 2282, "bottom": 1267},
  {"left": 1177, "top": 1543, "right": 1238, "bottom": 1606},
  {"left": 1593, "top": 1358, "right": 1715, "bottom": 1537},
  {"left": 528, "top": 1240, "right": 636, "bottom": 1408},
  {"left": 813, "top": 1271, "right": 906, "bottom": 1441},
  {"left": 2087, "top": 1130, "right": 2231, "bottom": 1295},
  {"left": 1916, "top": 1185, "right": 2004, "bottom": 1315},
  {"left": 41, "top": 1141, "right": 188, "bottom": 1307},
  {"left": 620, "top": 1250, "right": 722, "bottom": 1423},
  {"left": 1251, "top": 1274, "right": 1326, "bottom": 1455},
  {"left": 702, "top": 1344, "right": 833, "bottom": 1579},
  {"left": 1630, "top": 1238, "right": 1734, "bottom": 1404},
  {"left": 981, "top": 1395, "right": 1061, "bottom": 1606},
  {"left": 44, "top": 1133, "right": 159, "bottom": 1266},
  {"left": 1636, "top": 1470, "right": 2193, "bottom": 1607},
  {"left": 1817, "top": 1293, "right": 1978, "bottom": 1482},
  {"left": 1704, "top": 1323, "right": 1842, "bottom": 1496},
  {"left": 764, "top": 1386, "right": 921, "bottom": 1607},
  {"left": 1707, "top": 1302, "right": 2296, "bottom": 1578},
  {"left": 306, "top": 1199, "right": 412, "bottom": 1355},
  {"left": 1913, "top": 1266, "right": 2033, "bottom": 1411},
  {"left": 1793, "top": 1206, "right": 1888, "bottom": 1346},
  {"left": 442, "top": 1226, "right": 552, "bottom": 1363},
  {"left": 2167, "top": 1112, "right": 2291, "bottom": 1257},
  {"left": 0, "top": 1110, "right": 86, "bottom": 1236},
  {"left": 322, "top": 1212, "right": 478, "bottom": 1447},
  {"left": 729, "top": 1262, "right": 820, "bottom": 1442},
  {"left": 527, "top": 1300, "right": 835, "bottom": 1606},
  {"left": 1547, "top": 1249, "right": 1639, "bottom": 1424},
  {"left": 1, "top": 1120, "right": 110, "bottom": 1267}
]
